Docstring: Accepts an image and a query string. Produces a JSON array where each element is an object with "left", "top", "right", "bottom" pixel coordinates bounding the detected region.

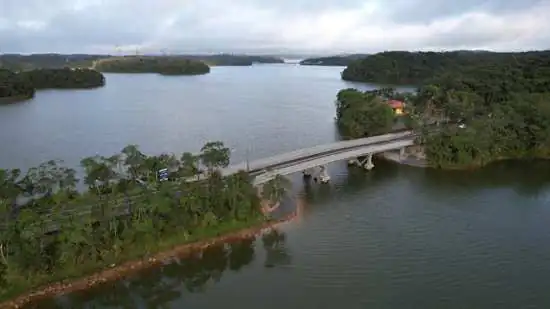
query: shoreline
[
  {"left": 376, "top": 149, "right": 430, "bottom": 168},
  {"left": 0, "top": 212, "right": 297, "bottom": 309}
]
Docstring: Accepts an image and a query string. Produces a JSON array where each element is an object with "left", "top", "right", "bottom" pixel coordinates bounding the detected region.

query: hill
[{"left": 341, "top": 50, "right": 550, "bottom": 85}]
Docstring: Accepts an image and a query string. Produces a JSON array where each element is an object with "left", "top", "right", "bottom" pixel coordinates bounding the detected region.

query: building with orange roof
[{"left": 387, "top": 99, "right": 405, "bottom": 115}]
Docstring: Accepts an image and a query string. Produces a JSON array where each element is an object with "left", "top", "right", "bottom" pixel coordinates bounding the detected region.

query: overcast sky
[{"left": 1, "top": 0, "right": 549, "bottom": 55}]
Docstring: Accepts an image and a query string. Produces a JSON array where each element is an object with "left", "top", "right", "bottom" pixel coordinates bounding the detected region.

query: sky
[{"left": 1, "top": 0, "right": 549, "bottom": 55}]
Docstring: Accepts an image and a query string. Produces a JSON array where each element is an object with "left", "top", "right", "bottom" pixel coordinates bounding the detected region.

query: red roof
[{"left": 388, "top": 100, "right": 404, "bottom": 109}]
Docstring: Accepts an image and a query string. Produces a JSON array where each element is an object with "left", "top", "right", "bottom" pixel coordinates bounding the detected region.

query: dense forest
[
  {"left": 94, "top": 57, "right": 211, "bottom": 75},
  {"left": 300, "top": 54, "right": 368, "bottom": 66},
  {"left": 0, "top": 69, "right": 35, "bottom": 102},
  {"left": 0, "top": 141, "right": 289, "bottom": 302},
  {"left": 337, "top": 50, "right": 550, "bottom": 168},
  {"left": 335, "top": 88, "right": 398, "bottom": 138},
  {"left": 0, "top": 68, "right": 104, "bottom": 102},
  {"left": 19, "top": 68, "right": 105, "bottom": 89}
]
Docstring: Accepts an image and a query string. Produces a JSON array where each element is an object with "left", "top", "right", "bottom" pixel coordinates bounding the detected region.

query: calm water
[{"left": 2, "top": 64, "right": 550, "bottom": 309}]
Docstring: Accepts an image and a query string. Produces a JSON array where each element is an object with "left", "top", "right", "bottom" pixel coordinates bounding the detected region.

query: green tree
[{"left": 200, "top": 141, "right": 230, "bottom": 172}]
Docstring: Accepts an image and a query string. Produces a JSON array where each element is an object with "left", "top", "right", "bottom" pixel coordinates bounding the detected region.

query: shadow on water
[
  {"left": 412, "top": 159, "right": 550, "bottom": 197},
  {"left": 27, "top": 229, "right": 291, "bottom": 309}
]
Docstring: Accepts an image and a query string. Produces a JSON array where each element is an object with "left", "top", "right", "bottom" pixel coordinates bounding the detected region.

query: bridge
[{"left": 216, "top": 130, "right": 417, "bottom": 185}]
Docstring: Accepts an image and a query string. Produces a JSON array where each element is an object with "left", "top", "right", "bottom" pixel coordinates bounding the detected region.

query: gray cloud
[{"left": 0, "top": 0, "right": 548, "bottom": 54}]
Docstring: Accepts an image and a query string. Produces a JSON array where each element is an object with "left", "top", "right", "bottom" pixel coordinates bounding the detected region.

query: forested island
[
  {"left": 1, "top": 68, "right": 105, "bottom": 103},
  {"left": 0, "top": 70, "right": 35, "bottom": 102},
  {"left": 0, "top": 141, "right": 289, "bottom": 306},
  {"left": 300, "top": 54, "right": 368, "bottom": 66},
  {"left": 336, "top": 50, "right": 550, "bottom": 169},
  {"left": 93, "top": 56, "right": 211, "bottom": 75}
]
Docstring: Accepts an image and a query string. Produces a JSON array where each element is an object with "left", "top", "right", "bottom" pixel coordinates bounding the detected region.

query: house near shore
[{"left": 387, "top": 99, "right": 405, "bottom": 115}]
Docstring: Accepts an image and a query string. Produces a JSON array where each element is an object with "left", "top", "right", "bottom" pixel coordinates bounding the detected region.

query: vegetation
[
  {"left": 94, "top": 56, "right": 211, "bottom": 75},
  {"left": 337, "top": 50, "right": 550, "bottom": 168},
  {"left": 0, "top": 54, "right": 109, "bottom": 71},
  {"left": 0, "top": 141, "right": 290, "bottom": 302},
  {"left": 19, "top": 68, "right": 105, "bottom": 89},
  {"left": 0, "top": 69, "right": 35, "bottom": 102},
  {"left": 335, "top": 88, "right": 398, "bottom": 138},
  {"left": 300, "top": 54, "right": 368, "bottom": 66},
  {"left": 341, "top": 50, "right": 550, "bottom": 85}
]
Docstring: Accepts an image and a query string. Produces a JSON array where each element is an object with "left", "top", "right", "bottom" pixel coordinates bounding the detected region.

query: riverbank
[{"left": 0, "top": 211, "right": 297, "bottom": 309}]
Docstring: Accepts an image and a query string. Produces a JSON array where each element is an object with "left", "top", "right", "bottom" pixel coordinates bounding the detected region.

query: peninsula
[
  {"left": 337, "top": 50, "right": 550, "bottom": 169},
  {"left": 0, "top": 68, "right": 105, "bottom": 103},
  {"left": 0, "top": 141, "right": 289, "bottom": 307}
]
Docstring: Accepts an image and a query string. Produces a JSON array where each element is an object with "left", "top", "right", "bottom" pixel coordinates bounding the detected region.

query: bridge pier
[
  {"left": 361, "top": 154, "right": 374, "bottom": 170},
  {"left": 318, "top": 165, "right": 331, "bottom": 183},
  {"left": 399, "top": 147, "right": 406, "bottom": 161},
  {"left": 302, "top": 168, "right": 314, "bottom": 179}
]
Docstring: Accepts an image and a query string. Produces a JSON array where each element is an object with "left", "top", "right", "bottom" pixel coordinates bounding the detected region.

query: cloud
[{"left": 0, "top": 0, "right": 548, "bottom": 54}]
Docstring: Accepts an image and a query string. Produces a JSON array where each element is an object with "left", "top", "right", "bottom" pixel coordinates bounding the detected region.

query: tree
[
  {"left": 200, "top": 141, "right": 230, "bottom": 172},
  {"left": 180, "top": 152, "right": 200, "bottom": 179}
]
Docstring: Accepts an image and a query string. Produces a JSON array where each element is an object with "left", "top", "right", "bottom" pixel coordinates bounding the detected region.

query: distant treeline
[
  {"left": 0, "top": 68, "right": 105, "bottom": 102},
  {"left": 0, "top": 53, "right": 284, "bottom": 71},
  {"left": 341, "top": 50, "right": 550, "bottom": 85},
  {"left": 94, "top": 57, "right": 211, "bottom": 75},
  {"left": 299, "top": 54, "right": 368, "bottom": 66}
]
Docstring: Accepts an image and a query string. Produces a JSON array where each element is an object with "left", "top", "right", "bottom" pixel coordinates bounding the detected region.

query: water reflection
[
  {"left": 416, "top": 159, "right": 550, "bottom": 197},
  {"left": 29, "top": 229, "right": 290, "bottom": 309}
]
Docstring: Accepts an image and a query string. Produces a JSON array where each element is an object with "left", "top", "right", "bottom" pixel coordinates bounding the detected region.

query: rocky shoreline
[
  {"left": 0, "top": 212, "right": 297, "bottom": 309},
  {"left": 377, "top": 146, "right": 430, "bottom": 168}
]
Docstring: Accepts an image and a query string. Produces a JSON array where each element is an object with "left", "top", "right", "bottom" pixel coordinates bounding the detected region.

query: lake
[{"left": 1, "top": 64, "right": 550, "bottom": 309}]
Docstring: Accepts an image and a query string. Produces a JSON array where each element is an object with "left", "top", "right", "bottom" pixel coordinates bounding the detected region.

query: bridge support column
[
  {"left": 364, "top": 154, "right": 374, "bottom": 170},
  {"left": 399, "top": 147, "right": 406, "bottom": 161},
  {"left": 318, "top": 165, "right": 331, "bottom": 183},
  {"left": 302, "top": 168, "right": 314, "bottom": 178}
]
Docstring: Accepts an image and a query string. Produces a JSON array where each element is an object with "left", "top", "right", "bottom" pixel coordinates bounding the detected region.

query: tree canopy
[
  {"left": 0, "top": 141, "right": 269, "bottom": 302},
  {"left": 0, "top": 69, "right": 35, "bottom": 101},
  {"left": 335, "top": 88, "right": 397, "bottom": 139},
  {"left": 19, "top": 68, "right": 105, "bottom": 89}
]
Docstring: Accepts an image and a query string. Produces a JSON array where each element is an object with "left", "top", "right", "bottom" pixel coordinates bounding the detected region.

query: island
[
  {"left": 299, "top": 54, "right": 368, "bottom": 66},
  {"left": 92, "top": 56, "right": 211, "bottom": 75},
  {"left": 336, "top": 50, "right": 550, "bottom": 169},
  {"left": 0, "top": 68, "right": 105, "bottom": 103},
  {"left": 0, "top": 69, "right": 35, "bottom": 103}
]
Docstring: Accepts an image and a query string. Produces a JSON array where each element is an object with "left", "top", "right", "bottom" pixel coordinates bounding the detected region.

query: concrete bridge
[{"left": 216, "top": 130, "right": 417, "bottom": 185}]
